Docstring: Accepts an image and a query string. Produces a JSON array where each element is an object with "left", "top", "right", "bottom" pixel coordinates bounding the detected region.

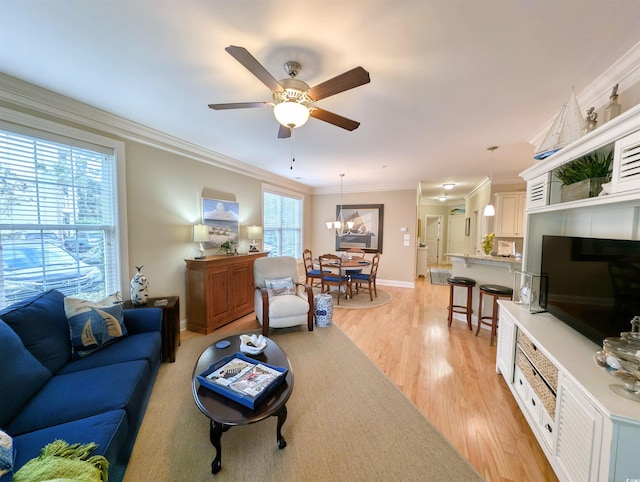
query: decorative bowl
[{"left": 239, "top": 334, "right": 268, "bottom": 355}]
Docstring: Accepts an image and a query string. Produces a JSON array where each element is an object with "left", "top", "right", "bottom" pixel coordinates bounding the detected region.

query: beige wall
[
  {"left": 311, "top": 189, "right": 417, "bottom": 286},
  {"left": 123, "top": 141, "right": 315, "bottom": 320}
]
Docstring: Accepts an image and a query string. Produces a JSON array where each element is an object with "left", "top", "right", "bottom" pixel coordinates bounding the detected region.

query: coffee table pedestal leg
[
  {"left": 275, "top": 405, "right": 287, "bottom": 449},
  {"left": 209, "top": 421, "right": 229, "bottom": 474}
]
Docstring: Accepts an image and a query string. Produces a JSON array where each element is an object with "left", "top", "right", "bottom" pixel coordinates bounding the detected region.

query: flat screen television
[{"left": 540, "top": 235, "right": 640, "bottom": 345}]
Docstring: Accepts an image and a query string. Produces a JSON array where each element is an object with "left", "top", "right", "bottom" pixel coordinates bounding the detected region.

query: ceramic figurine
[{"left": 130, "top": 265, "right": 149, "bottom": 305}]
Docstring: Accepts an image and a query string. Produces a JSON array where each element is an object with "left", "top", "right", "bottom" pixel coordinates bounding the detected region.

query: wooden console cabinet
[{"left": 185, "top": 252, "right": 268, "bottom": 334}]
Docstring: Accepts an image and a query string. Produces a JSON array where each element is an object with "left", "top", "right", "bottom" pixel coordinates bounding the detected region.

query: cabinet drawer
[
  {"left": 517, "top": 330, "right": 558, "bottom": 391},
  {"left": 513, "top": 364, "right": 529, "bottom": 401},
  {"left": 517, "top": 350, "right": 556, "bottom": 419}
]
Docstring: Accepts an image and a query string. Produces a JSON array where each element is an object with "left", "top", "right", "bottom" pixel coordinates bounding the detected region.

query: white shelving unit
[{"left": 497, "top": 102, "right": 640, "bottom": 482}]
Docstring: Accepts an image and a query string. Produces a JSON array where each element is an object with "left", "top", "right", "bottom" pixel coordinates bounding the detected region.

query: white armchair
[{"left": 254, "top": 256, "right": 314, "bottom": 336}]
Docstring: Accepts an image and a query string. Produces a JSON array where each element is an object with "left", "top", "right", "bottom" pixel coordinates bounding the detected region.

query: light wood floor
[{"left": 182, "top": 275, "right": 558, "bottom": 482}]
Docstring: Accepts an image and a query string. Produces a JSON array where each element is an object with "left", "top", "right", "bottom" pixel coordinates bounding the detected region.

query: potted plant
[
  {"left": 555, "top": 151, "right": 613, "bottom": 202},
  {"left": 219, "top": 240, "right": 237, "bottom": 255}
]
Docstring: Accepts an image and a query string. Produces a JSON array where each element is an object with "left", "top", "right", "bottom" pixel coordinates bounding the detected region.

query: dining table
[{"left": 314, "top": 256, "right": 372, "bottom": 298}]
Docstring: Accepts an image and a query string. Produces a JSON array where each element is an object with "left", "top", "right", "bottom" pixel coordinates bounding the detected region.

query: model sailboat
[{"left": 534, "top": 88, "right": 584, "bottom": 160}]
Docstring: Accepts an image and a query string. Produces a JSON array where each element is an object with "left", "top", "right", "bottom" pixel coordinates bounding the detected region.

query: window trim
[
  {"left": 0, "top": 107, "right": 129, "bottom": 295},
  {"left": 261, "top": 183, "right": 304, "bottom": 259}
]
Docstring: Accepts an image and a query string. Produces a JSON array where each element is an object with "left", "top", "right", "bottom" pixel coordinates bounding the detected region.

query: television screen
[{"left": 540, "top": 235, "right": 640, "bottom": 345}]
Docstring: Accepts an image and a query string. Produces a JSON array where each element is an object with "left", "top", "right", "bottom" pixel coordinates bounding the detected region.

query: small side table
[{"left": 124, "top": 296, "right": 180, "bottom": 362}]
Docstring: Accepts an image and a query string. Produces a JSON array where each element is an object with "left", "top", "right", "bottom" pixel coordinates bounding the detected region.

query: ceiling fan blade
[
  {"left": 208, "top": 102, "right": 271, "bottom": 110},
  {"left": 310, "top": 108, "right": 361, "bottom": 131},
  {"left": 277, "top": 124, "right": 291, "bottom": 139},
  {"left": 307, "top": 66, "right": 370, "bottom": 101},
  {"left": 225, "top": 45, "right": 284, "bottom": 93}
]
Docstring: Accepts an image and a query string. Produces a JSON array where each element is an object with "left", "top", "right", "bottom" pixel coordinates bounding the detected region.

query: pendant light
[
  {"left": 326, "top": 174, "right": 353, "bottom": 236},
  {"left": 484, "top": 146, "right": 498, "bottom": 216}
]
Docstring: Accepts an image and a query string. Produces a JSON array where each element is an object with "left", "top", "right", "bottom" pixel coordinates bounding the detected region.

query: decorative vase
[{"left": 130, "top": 265, "right": 149, "bottom": 305}]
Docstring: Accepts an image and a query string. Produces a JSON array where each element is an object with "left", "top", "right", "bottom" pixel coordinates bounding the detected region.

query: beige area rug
[
  {"left": 124, "top": 325, "right": 484, "bottom": 482},
  {"left": 313, "top": 287, "right": 392, "bottom": 309}
]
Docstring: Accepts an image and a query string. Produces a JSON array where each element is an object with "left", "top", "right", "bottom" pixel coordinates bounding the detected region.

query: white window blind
[
  {"left": 263, "top": 187, "right": 302, "bottom": 258},
  {"left": 0, "top": 124, "right": 120, "bottom": 307}
]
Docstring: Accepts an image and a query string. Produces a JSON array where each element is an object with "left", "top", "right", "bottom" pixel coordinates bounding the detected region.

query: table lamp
[
  {"left": 192, "top": 224, "right": 209, "bottom": 259},
  {"left": 247, "top": 225, "right": 263, "bottom": 252}
]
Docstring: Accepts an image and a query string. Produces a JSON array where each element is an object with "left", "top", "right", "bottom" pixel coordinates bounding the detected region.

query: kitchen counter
[
  {"left": 446, "top": 253, "right": 522, "bottom": 272},
  {"left": 446, "top": 253, "right": 523, "bottom": 327}
]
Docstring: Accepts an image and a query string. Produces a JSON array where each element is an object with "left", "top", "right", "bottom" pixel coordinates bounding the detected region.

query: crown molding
[
  {"left": 0, "top": 73, "right": 313, "bottom": 195},
  {"left": 528, "top": 40, "right": 640, "bottom": 151}
]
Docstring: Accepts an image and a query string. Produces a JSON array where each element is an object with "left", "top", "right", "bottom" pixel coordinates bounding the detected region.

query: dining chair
[
  {"left": 318, "top": 253, "right": 352, "bottom": 305},
  {"left": 346, "top": 247, "right": 366, "bottom": 260},
  {"left": 345, "top": 247, "right": 366, "bottom": 275},
  {"left": 303, "top": 248, "right": 327, "bottom": 287},
  {"left": 350, "top": 253, "right": 380, "bottom": 302}
]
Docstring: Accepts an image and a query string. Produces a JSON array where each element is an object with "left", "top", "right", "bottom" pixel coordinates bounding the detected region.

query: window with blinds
[
  {"left": 263, "top": 187, "right": 302, "bottom": 258},
  {"left": 0, "top": 124, "right": 120, "bottom": 307}
]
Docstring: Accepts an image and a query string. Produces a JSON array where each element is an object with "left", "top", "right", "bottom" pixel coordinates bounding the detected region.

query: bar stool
[
  {"left": 447, "top": 277, "right": 476, "bottom": 330},
  {"left": 476, "top": 284, "right": 513, "bottom": 346}
]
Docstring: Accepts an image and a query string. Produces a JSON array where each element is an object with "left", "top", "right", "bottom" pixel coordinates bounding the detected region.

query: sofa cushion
[
  {"left": 64, "top": 293, "right": 127, "bottom": 359},
  {"left": 11, "top": 410, "right": 128, "bottom": 480},
  {"left": 8, "top": 360, "right": 150, "bottom": 436},
  {"left": 0, "top": 319, "right": 52, "bottom": 428},
  {"left": 0, "top": 290, "right": 70, "bottom": 373},
  {"left": 57, "top": 331, "right": 161, "bottom": 375}
]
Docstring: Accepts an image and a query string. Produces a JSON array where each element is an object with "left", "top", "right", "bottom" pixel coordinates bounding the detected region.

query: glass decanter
[{"left": 594, "top": 316, "right": 640, "bottom": 401}]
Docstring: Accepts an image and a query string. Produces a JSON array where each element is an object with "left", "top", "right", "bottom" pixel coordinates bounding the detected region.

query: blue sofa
[{"left": 0, "top": 289, "right": 162, "bottom": 482}]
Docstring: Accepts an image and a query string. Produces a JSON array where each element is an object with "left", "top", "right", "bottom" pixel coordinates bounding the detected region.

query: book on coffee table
[{"left": 197, "top": 352, "right": 287, "bottom": 409}]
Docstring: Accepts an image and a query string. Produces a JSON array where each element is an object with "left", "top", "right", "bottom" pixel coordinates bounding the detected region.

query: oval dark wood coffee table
[{"left": 191, "top": 334, "right": 293, "bottom": 475}]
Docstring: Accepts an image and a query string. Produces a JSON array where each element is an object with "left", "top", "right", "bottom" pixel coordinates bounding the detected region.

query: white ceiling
[{"left": 2, "top": 1, "right": 640, "bottom": 201}]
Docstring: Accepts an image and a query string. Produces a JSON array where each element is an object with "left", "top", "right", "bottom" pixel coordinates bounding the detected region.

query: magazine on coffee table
[{"left": 197, "top": 352, "right": 288, "bottom": 409}]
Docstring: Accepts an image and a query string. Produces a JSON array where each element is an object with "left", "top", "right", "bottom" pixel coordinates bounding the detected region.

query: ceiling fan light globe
[{"left": 274, "top": 101, "right": 310, "bottom": 128}]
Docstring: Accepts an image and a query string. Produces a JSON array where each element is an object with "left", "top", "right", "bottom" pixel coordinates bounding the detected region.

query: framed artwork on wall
[
  {"left": 202, "top": 198, "right": 239, "bottom": 249},
  {"left": 335, "top": 204, "right": 384, "bottom": 253}
]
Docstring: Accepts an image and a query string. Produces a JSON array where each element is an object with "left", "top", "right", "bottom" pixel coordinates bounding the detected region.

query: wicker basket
[
  {"left": 517, "top": 330, "right": 558, "bottom": 391},
  {"left": 517, "top": 350, "right": 557, "bottom": 419}
]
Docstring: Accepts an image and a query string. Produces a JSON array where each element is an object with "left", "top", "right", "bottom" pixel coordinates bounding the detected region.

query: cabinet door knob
[
  {"left": 531, "top": 398, "right": 536, "bottom": 406},
  {"left": 545, "top": 423, "right": 552, "bottom": 433}
]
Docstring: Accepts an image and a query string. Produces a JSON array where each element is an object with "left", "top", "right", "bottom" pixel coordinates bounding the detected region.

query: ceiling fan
[{"left": 208, "top": 45, "right": 371, "bottom": 138}]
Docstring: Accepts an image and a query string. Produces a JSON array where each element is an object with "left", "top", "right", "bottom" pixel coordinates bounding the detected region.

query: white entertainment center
[{"left": 496, "top": 102, "right": 640, "bottom": 482}]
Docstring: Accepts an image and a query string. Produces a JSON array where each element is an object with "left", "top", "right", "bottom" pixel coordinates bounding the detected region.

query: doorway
[{"left": 424, "top": 215, "right": 443, "bottom": 266}]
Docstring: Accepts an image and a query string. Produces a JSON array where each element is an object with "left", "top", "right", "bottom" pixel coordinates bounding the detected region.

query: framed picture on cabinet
[
  {"left": 202, "top": 198, "right": 239, "bottom": 249},
  {"left": 334, "top": 204, "right": 384, "bottom": 253}
]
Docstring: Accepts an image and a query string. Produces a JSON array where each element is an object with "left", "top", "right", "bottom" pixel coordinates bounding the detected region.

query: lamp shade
[
  {"left": 192, "top": 224, "right": 209, "bottom": 242},
  {"left": 247, "top": 225, "right": 263, "bottom": 240},
  {"left": 273, "top": 101, "right": 310, "bottom": 128},
  {"left": 483, "top": 204, "right": 495, "bottom": 216}
]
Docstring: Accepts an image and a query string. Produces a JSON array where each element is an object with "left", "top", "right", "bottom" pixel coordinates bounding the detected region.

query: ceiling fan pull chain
[{"left": 290, "top": 129, "right": 296, "bottom": 170}]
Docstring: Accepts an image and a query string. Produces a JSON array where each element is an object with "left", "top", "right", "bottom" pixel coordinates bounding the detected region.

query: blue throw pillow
[
  {"left": 0, "top": 319, "right": 52, "bottom": 428},
  {"left": 0, "top": 290, "right": 71, "bottom": 374},
  {"left": 65, "top": 293, "right": 127, "bottom": 359}
]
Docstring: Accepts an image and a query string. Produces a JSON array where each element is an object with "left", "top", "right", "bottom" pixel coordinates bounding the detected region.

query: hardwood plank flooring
[{"left": 182, "top": 275, "right": 558, "bottom": 482}]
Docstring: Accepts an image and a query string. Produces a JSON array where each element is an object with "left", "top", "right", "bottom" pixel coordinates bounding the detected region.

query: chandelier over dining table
[{"left": 326, "top": 174, "right": 353, "bottom": 237}]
